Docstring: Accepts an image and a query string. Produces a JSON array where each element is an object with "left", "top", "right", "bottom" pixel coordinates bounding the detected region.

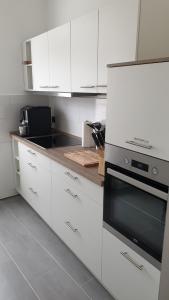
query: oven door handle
[{"left": 107, "top": 168, "right": 168, "bottom": 201}]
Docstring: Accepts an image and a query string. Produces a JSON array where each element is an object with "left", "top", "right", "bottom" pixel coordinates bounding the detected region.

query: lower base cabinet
[
  {"left": 102, "top": 229, "right": 160, "bottom": 300},
  {"left": 51, "top": 161, "right": 103, "bottom": 280}
]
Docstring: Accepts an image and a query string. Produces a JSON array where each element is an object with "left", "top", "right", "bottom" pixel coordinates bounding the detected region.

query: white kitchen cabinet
[
  {"left": 71, "top": 10, "right": 98, "bottom": 93},
  {"left": 48, "top": 23, "right": 71, "bottom": 92},
  {"left": 51, "top": 160, "right": 103, "bottom": 279},
  {"left": 18, "top": 142, "right": 51, "bottom": 226},
  {"left": 102, "top": 229, "right": 160, "bottom": 300},
  {"left": 106, "top": 61, "right": 169, "bottom": 161},
  {"left": 31, "top": 32, "right": 50, "bottom": 91},
  {"left": 98, "top": 0, "right": 139, "bottom": 94}
]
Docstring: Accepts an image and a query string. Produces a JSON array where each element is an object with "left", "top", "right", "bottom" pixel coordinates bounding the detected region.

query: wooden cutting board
[{"left": 64, "top": 150, "right": 99, "bottom": 167}]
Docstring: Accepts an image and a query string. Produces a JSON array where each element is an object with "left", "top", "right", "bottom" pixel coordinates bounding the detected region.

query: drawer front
[
  {"left": 102, "top": 229, "right": 160, "bottom": 300},
  {"left": 51, "top": 174, "right": 102, "bottom": 279},
  {"left": 51, "top": 160, "right": 103, "bottom": 206},
  {"left": 18, "top": 142, "right": 51, "bottom": 171}
]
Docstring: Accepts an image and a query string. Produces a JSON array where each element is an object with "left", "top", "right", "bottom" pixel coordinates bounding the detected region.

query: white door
[
  {"left": 48, "top": 23, "right": 71, "bottom": 92},
  {"left": 98, "top": 0, "right": 139, "bottom": 94},
  {"left": 102, "top": 229, "right": 160, "bottom": 300},
  {"left": 106, "top": 61, "right": 169, "bottom": 161},
  {"left": 31, "top": 33, "right": 49, "bottom": 91},
  {"left": 71, "top": 10, "right": 98, "bottom": 93}
]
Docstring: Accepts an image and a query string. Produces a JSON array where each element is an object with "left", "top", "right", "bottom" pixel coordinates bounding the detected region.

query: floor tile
[
  {"left": 32, "top": 266, "right": 90, "bottom": 300},
  {"left": 4, "top": 196, "right": 92, "bottom": 285},
  {"left": 82, "top": 278, "right": 115, "bottom": 300},
  {"left": 0, "top": 246, "right": 38, "bottom": 300}
]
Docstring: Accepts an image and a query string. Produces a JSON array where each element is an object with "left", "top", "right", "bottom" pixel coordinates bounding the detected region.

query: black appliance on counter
[
  {"left": 104, "top": 144, "right": 169, "bottom": 269},
  {"left": 27, "top": 134, "right": 81, "bottom": 149},
  {"left": 19, "top": 106, "right": 51, "bottom": 137}
]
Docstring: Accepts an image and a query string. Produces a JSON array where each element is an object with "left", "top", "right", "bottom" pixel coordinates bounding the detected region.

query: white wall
[
  {"left": 47, "top": 0, "right": 113, "bottom": 28},
  {"left": 50, "top": 97, "right": 106, "bottom": 137},
  {"left": 0, "top": 0, "right": 48, "bottom": 94},
  {"left": 138, "top": 0, "right": 169, "bottom": 59},
  {"left": 0, "top": 0, "right": 49, "bottom": 199}
]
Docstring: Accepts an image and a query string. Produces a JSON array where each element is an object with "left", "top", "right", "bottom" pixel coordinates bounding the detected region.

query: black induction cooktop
[{"left": 27, "top": 134, "right": 81, "bottom": 149}]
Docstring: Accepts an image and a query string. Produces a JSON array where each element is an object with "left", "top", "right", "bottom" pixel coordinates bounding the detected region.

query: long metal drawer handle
[
  {"left": 80, "top": 85, "right": 96, "bottom": 89},
  {"left": 28, "top": 162, "right": 37, "bottom": 170},
  {"left": 29, "top": 187, "right": 38, "bottom": 195},
  {"left": 126, "top": 138, "right": 152, "bottom": 150},
  {"left": 64, "top": 189, "right": 80, "bottom": 200},
  {"left": 40, "top": 85, "right": 49, "bottom": 88},
  {"left": 27, "top": 149, "right": 36, "bottom": 156},
  {"left": 65, "top": 171, "right": 78, "bottom": 181},
  {"left": 120, "top": 252, "right": 144, "bottom": 271},
  {"left": 48, "top": 86, "right": 60, "bottom": 88},
  {"left": 65, "top": 221, "right": 78, "bottom": 233},
  {"left": 96, "top": 85, "right": 107, "bottom": 88}
]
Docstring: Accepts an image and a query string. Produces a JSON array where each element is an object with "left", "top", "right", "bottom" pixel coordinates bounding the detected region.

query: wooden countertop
[
  {"left": 107, "top": 57, "right": 169, "bottom": 68},
  {"left": 11, "top": 132, "right": 104, "bottom": 187}
]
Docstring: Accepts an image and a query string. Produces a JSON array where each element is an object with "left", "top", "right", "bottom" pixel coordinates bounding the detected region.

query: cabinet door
[
  {"left": 48, "top": 23, "right": 71, "bottom": 92},
  {"left": 71, "top": 10, "right": 98, "bottom": 93},
  {"left": 106, "top": 61, "right": 169, "bottom": 161},
  {"left": 102, "top": 229, "right": 160, "bottom": 300},
  {"left": 98, "top": 0, "right": 139, "bottom": 93},
  {"left": 31, "top": 33, "right": 49, "bottom": 91}
]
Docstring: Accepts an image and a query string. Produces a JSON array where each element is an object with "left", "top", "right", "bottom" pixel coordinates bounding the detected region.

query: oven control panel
[{"left": 105, "top": 143, "right": 169, "bottom": 186}]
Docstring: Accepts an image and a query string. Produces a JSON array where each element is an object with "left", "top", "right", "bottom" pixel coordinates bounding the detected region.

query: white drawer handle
[
  {"left": 28, "top": 162, "right": 37, "bottom": 170},
  {"left": 65, "top": 171, "right": 78, "bottom": 181},
  {"left": 64, "top": 189, "right": 80, "bottom": 200},
  {"left": 126, "top": 138, "right": 152, "bottom": 150},
  {"left": 65, "top": 221, "right": 78, "bottom": 233},
  {"left": 29, "top": 187, "right": 38, "bottom": 196},
  {"left": 120, "top": 252, "right": 144, "bottom": 271},
  {"left": 27, "top": 149, "right": 37, "bottom": 156}
]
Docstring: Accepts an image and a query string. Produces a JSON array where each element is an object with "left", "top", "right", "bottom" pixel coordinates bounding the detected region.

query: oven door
[{"left": 103, "top": 163, "right": 168, "bottom": 264}]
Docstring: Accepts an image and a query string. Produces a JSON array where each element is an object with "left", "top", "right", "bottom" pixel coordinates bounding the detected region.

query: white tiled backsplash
[{"left": 49, "top": 97, "right": 107, "bottom": 137}]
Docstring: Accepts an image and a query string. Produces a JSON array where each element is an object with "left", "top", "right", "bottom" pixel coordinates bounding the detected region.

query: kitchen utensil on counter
[
  {"left": 82, "top": 121, "right": 95, "bottom": 147},
  {"left": 64, "top": 150, "right": 99, "bottom": 167}
]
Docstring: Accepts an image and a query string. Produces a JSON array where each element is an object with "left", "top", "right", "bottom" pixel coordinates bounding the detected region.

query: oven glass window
[{"left": 104, "top": 171, "right": 167, "bottom": 262}]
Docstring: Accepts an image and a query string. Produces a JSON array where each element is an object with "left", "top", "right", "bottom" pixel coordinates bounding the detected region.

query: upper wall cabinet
[
  {"left": 98, "top": 0, "right": 140, "bottom": 94},
  {"left": 31, "top": 32, "right": 50, "bottom": 91},
  {"left": 71, "top": 10, "right": 98, "bottom": 93},
  {"left": 48, "top": 23, "right": 71, "bottom": 92}
]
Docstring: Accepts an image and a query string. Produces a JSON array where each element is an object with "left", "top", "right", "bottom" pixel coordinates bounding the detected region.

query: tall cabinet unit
[
  {"left": 48, "top": 23, "right": 71, "bottom": 92},
  {"left": 71, "top": 10, "right": 98, "bottom": 93},
  {"left": 31, "top": 32, "right": 50, "bottom": 91},
  {"left": 98, "top": 0, "right": 140, "bottom": 93}
]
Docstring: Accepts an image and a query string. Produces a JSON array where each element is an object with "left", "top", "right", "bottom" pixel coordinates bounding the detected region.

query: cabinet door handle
[
  {"left": 65, "top": 221, "right": 78, "bottom": 233},
  {"left": 80, "top": 85, "right": 96, "bottom": 89},
  {"left": 120, "top": 252, "right": 144, "bottom": 271},
  {"left": 40, "top": 85, "right": 49, "bottom": 88},
  {"left": 64, "top": 171, "right": 78, "bottom": 181},
  {"left": 64, "top": 188, "right": 80, "bottom": 200},
  {"left": 96, "top": 85, "right": 107, "bottom": 88},
  {"left": 28, "top": 162, "right": 37, "bottom": 170},
  {"left": 126, "top": 138, "right": 152, "bottom": 150},
  {"left": 48, "top": 85, "right": 60, "bottom": 88},
  {"left": 27, "top": 149, "right": 37, "bottom": 156},
  {"left": 29, "top": 187, "right": 38, "bottom": 196}
]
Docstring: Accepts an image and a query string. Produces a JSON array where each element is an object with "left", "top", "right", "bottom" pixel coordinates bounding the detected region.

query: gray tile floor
[{"left": 0, "top": 196, "right": 114, "bottom": 300}]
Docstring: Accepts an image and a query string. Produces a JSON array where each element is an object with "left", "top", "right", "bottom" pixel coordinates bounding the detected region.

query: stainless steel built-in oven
[{"left": 103, "top": 144, "right": 169, "bottom": 269}]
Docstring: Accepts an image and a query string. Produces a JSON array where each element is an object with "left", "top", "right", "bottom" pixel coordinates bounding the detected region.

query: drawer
[
  {"left": 102, "top": 229, "right": 160, "bottom": 300},
  {"left": 18, "top": 142, "right": 51, "bottom": 171},
  {"left": 51, "top": 176, "right": 102, "bottom": 279},
  {"left": 20, "top": 164, "right": 51, "bottom": 226},
  {"left": 51, "top": 160, "right": 103, "bottom": 206}
]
